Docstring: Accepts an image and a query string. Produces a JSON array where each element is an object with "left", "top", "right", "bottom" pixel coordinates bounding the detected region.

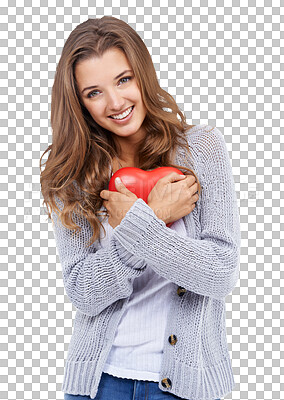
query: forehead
[{"left": 74, "top": 48, "right": 132, "bottom": 86}]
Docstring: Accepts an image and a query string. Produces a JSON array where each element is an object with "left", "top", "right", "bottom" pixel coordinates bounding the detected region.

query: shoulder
[
  {"left": 184, "top": 124, "right": 228, "bottom": 162},
  {"left": 185, "top": 124, "right": 225, "bottom": 145}
]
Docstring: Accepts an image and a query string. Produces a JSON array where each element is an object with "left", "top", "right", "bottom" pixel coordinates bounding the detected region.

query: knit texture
[
  {"left": 51, "top": 124, "right": 241, "bottom": 400},
  {"left": 101, "top": 212, "right": 188, "bottom": 382}
]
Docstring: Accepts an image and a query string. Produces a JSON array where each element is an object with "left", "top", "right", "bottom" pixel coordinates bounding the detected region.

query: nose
[{"left": 106, "top": 90, "right": 125, "bottom": 113}]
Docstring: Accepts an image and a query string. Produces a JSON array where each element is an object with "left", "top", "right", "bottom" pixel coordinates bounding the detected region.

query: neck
[{"left": 112, "top": 156, "right": 138, "bottom": 173}]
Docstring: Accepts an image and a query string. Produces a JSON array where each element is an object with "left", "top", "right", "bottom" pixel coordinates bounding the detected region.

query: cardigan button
[
  {"left": 161, "top": 377, "right": 172, "bottom": 389},
  {"left": 168, "top": 334, "right": 177, "bottom": 345},
  {"left": 177, "top": 286, "right": 186, "bottom": 297}
]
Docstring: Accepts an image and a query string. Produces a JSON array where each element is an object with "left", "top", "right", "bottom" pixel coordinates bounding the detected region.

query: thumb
[
  {"left": 166, "top": 172, "right": 186, "bottom": 183},
  {"left": 115, "top": 177, "right": 131, "bottom": 194}
]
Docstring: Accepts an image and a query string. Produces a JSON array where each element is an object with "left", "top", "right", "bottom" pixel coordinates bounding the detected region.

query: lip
[
  {"left": 108, "top": 106, "right": 134, "bottom": 124},
  {"left": 109, "top": 106, "right": 133, "bottom": 117}
]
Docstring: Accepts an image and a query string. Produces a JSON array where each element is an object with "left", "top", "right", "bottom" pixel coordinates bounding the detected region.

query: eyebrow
[{"left": 81, "top": 69, "right": 133, "bottom": 95}]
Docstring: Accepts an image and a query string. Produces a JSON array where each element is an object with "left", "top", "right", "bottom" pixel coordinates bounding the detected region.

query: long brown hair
[{"left": 40, "top": 16, "right": 202, "bottom": 247}]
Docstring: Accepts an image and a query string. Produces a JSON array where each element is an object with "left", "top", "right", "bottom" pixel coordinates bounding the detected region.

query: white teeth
[{"left": 110, "top": 106, "right": 133, "bottom": 120}]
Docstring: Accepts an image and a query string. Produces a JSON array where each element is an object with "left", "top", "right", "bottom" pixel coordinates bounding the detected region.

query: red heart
[{"left": 108, "top": 167, "right": 184, "bottom": 227}]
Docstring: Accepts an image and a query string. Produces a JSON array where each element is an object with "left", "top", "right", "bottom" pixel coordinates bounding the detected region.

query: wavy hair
[{"left": 40, "top": 16, "right": 202, "bottom": 247}]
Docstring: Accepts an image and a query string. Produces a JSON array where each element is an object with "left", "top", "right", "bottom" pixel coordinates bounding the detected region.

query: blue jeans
[{"left": 64, "top": 371, "right": 221, "bottom": 399}]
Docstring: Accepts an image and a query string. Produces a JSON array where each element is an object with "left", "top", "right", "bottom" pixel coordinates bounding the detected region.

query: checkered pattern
[{"left": 1, "top": 1, "right": 283, "bottom": 399}]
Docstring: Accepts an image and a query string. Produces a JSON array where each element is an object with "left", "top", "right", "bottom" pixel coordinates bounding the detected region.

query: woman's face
[{"left": 75, "top": 48, "right": 148, "bottom": 148}]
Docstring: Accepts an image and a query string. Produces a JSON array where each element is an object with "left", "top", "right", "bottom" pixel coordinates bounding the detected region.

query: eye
[
  {"left": 87, "top": 90, "right": 99, "bottom": 98},
  {"left": 119, "top": 76, "right": 132, "bottom": 85},
  {"left": 87, "top": 76, "right": 133, "bottom": 99}
]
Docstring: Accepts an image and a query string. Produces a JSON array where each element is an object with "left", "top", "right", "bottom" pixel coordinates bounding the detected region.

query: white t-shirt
[{"left": 100, "top": 210, "right": 188, "bottom": 382}]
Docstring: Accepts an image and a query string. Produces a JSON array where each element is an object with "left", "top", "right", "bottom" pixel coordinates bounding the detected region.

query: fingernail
[{"left": 115, "top": 177, "right": 121, "bottom": 184}]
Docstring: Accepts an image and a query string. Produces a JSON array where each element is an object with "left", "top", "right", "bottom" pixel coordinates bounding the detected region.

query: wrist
[{"left": 147, "top": 202, "right": 169, "bottom": 224}]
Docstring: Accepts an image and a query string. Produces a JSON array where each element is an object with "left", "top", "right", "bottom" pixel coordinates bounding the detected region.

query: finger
[
  {"left": 183, "top": 175, "right": 197, "bottom": 186},
  {"left": 192, "top": 193, "right": 199, "bottom": 202},
  {"left": 100, "top": 190, "right": 109, "bottom": 200},
  {"left": 166, "top": 172, "right": 187, "bottom": 183},
  {"left": 187, "top": 181, "right": 198, "bottom": 192},
  {"left": 115, "top": 177, "right": 132, "bottom": 195}
]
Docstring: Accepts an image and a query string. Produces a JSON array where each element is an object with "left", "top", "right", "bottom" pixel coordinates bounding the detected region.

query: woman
[{"left": 40, "top": 16, "right": 241, "bottom": 400}]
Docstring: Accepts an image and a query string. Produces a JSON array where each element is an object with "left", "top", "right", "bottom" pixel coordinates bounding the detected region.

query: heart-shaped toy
[{"left": 108, "top": 167, "right": 184, "bottom": 227}]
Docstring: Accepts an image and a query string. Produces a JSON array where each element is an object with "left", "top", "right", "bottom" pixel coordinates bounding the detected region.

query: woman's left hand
[{"left": 100, "top": 178, "right": 138, "bottom": 229}]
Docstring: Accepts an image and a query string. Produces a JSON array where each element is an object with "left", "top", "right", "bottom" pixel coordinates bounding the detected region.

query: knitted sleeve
[
  {"left": 51, "top": 199, "right": 147, "bottom": 317},
  {"left": 112, "top": 127, "right": 241, "bottom": 300}
]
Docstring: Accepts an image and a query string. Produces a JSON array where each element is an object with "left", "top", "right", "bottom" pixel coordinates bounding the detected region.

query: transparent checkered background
[{"left": 1, "top": 0, "right": 283, "bottom": 399}]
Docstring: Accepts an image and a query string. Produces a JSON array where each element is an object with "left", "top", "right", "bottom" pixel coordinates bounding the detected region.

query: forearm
[
  {"left": 52, "top": 209, "right": 147, "bottom": 317},
  {"left": 113, "top": 198, "right": 240, "bottom": 300}
]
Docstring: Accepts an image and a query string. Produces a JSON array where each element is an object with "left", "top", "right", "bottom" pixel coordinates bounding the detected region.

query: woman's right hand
[{"left": 147, "top": 172, "right": 199, "bottom": 225}]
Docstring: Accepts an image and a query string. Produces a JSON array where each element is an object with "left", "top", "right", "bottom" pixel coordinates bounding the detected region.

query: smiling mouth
[{"left": 108, "top": 106, "right": 134, "bottom": 119}]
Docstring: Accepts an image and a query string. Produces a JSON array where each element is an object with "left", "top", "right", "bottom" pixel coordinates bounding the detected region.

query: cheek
[
  {"left": 128, "top": 85, "right": 141, "bottom": 101},
  {"left": 87, "top": 105, "right": 103, "bottom": 120},
  {"left": 139, "top": 101, "right": 147, "bottom": 117}
]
